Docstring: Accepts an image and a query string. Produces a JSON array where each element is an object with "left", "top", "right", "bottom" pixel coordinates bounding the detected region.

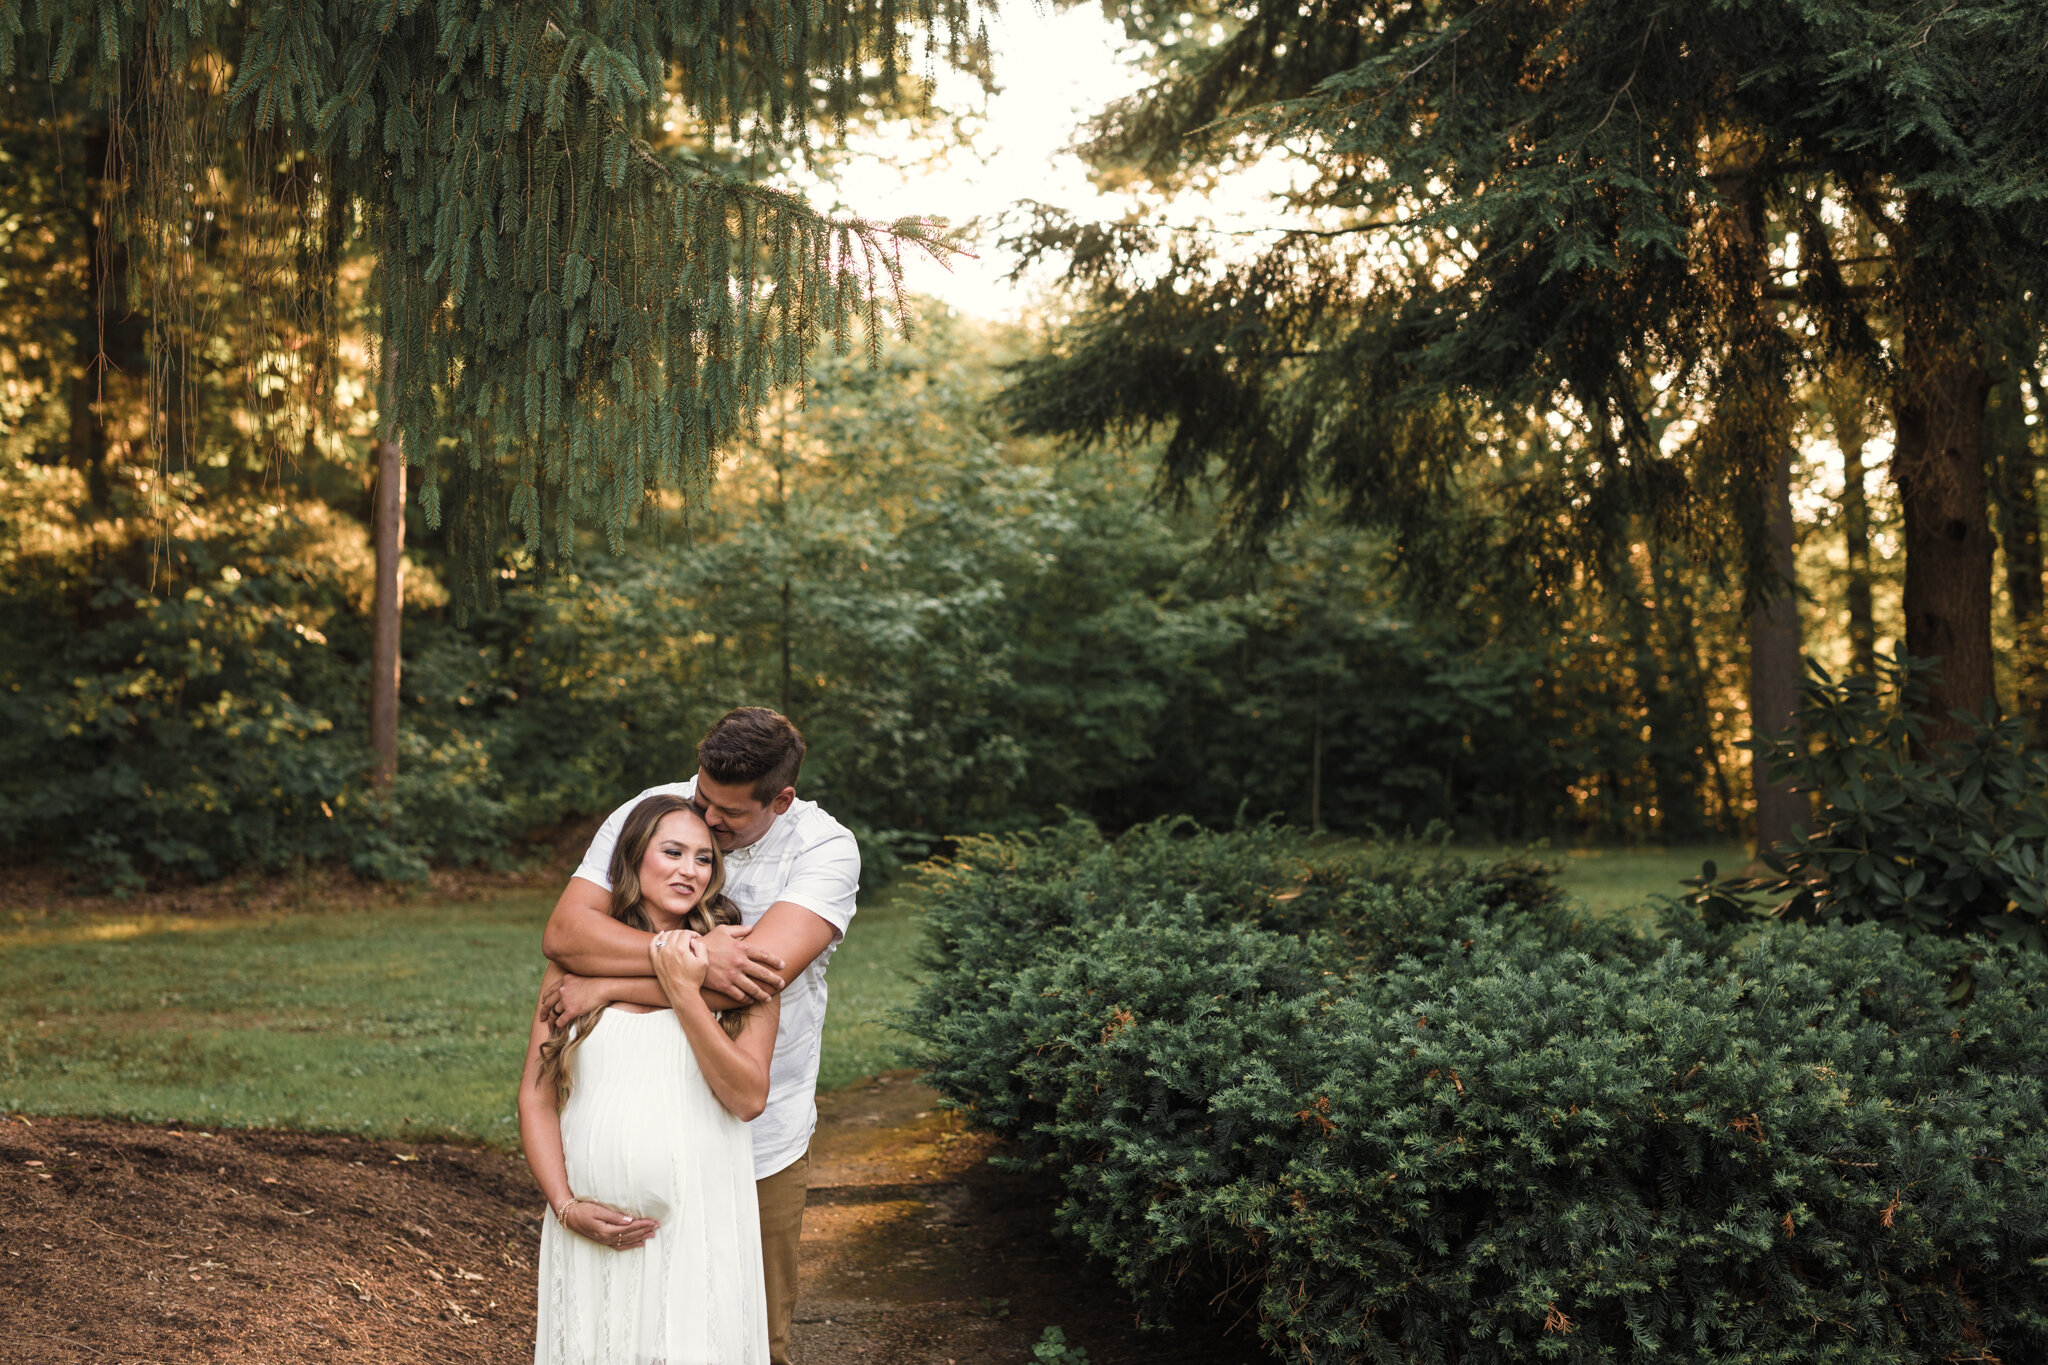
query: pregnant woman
[{"left": 517, "top": 793, "right": 778, "bottom": 1364}]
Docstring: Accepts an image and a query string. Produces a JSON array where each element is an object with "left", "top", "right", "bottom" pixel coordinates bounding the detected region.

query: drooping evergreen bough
[
  {"left": 0, "top": 0, "right": 985, "bottom": 604},
  {"left": 1006, "top": 0, "right": 2048, "bottom": 740}
]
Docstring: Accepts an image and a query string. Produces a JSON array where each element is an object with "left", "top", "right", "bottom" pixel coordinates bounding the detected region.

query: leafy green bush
[
  {"left": 0, "top": 530, "right": 512, "bottom": 886},
  {"left": 1031, "top": 1326, "right": 1092, "bottom": 1365},
  {"left": 912, "top": 815, "right": 1589, "bottom": 1047},
  {"left": 1728, "top": 658, "right": 2048, "bottom": 946},
  {"left": 2, "top": 313, "right": 1750, "bottom": 885},
  {"left": 908, "top": 819, "right": 2048, "bottom": 1363}
]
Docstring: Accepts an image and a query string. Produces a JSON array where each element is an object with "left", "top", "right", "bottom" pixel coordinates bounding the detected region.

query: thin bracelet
[{"left": 555, "top": 1196, "right": 589, "bottom": 1222}]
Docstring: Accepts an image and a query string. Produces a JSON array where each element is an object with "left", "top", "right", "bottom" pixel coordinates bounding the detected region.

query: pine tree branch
[
  {"left": 1761, "top": 284, "right": 1879, "bottom": 301},
  {"left": 1773, "top": 255, "right": 1892, "bottom": 274},
  {"left": 1845, "top": 182, "right": 1904, "bottom": 248},
  {"left": 6, "top": 0, "right": 993, "bottom": 613},
  {"left": 1201, "top": 221, "right": 1408, "bottom": 239}
]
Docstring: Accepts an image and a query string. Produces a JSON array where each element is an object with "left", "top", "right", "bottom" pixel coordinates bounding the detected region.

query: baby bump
[{"left": 558, "top": 1014, "right": 705, "bottom": 1220}]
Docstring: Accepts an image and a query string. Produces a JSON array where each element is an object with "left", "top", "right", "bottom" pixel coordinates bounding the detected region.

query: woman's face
[{"left": 637, "top": 808, "right": 718, "bottom": 927}]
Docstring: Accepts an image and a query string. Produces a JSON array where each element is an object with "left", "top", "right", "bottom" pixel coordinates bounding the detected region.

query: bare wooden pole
[
  {"left": 775, "top": 391, "right": 793, "bottom": 717},
  {"left": 370, "top": 421, "right": 405, "bottom": 786}
]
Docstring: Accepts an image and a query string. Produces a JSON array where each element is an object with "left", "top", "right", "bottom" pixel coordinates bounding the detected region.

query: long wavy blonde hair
[{"left": 537, "top": 794, "right": 744, "bottom": 1105}]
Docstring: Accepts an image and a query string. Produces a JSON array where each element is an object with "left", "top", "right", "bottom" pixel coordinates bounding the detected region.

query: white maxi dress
[{"left": 536, "top": 1007, "right": 769, "bottom": 1365}]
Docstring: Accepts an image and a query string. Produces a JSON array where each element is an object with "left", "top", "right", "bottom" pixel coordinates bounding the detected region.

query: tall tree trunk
[
  {"left": 1895, "top": 354, "right": 1995, "bottom": 735},
  {"left": 1893, "top": 197, "right": 1997, "bottom": 741},
  {"left": 1309, "top": 672, "right": 1324, "bottom": 833},
  {"left": 1988, "top": 362, "right": 2044, "bottom": 731},
  {"left": 2029, "top": 367, "right": 2048, "bottom": 739},
  {"left": 1630, "top": 544, "right": 1712, "bottom": 843},
  {"left": 67, "top": 121, "right": 129, "bottom": 515},
  {"left": 1750, "top": 441, "right": 1807, "bottom": 851},
  {"left": 1711, "top": 180, "right": 1807, "bottom": 851},
  {"left": 370, "top": 419, "right": 405, "bottom": 786},
  {"left": 1831, "top": 387, "right": 1879, "bottom": 676}
]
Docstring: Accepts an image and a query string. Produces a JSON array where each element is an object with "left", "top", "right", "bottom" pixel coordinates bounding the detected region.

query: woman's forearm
[
  {"left": 517, "top": 988, "right": 573, "bottom": 1212},
  {"left": 666, "top": 991, "right": 771, "bottom": 1120},
  {"left": 584, "top": 977, "right": 670, "bottom": 1010},
  {"left": 518, "top": 1082, "right": 573, "bottom": 1211},
  {"left": 675, "top": 993, "right": 768, "bottom": 1117}
]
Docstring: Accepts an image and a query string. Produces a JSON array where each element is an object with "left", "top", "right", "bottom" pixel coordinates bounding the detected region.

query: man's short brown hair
[{"left": 697, "top": 707, "right": 806, "bottom": 803}]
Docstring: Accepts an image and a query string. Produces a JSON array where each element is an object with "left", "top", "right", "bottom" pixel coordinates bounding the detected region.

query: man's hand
[
  {"left": 541, "top": 972, "right": 616, "bottom": 1025},
  {"left": 701, "top": 923, "right": 785, "bottom": 1004}
]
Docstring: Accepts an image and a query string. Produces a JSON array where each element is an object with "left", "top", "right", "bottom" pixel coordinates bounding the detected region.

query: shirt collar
[{"left": 725, "top": 804, "right": 793, "bottom": 864}]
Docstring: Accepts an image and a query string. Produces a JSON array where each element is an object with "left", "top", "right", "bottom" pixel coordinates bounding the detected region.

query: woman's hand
[
  {"left": 560, "top": 1198, "right": 659, "bottom": 1251},
  {"left": 650, "top": 929, "right": 710, "bottom": 994}
]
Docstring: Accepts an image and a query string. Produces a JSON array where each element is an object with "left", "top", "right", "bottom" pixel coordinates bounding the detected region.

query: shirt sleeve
[
  {"left": 775, "top": 827, "right": 861, "bottom": 941},
  {"left": 573, "top": 781, "right": 696, "bottom": 892}
]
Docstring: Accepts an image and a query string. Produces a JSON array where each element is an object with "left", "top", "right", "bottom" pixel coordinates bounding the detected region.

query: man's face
[{"left": 691, "top": 773, "right": 793, "bottom": 852}]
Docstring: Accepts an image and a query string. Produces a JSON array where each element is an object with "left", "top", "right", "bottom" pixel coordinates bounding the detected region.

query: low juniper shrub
[{"left": 908, "top": 818, "right": 2048, "bottom": 1363}]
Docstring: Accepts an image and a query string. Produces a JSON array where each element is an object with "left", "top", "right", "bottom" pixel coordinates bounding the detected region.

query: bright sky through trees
[
  {"left": 801, "top": 4, "right": 1146, "bottom": 318},
  {"left": 801, "top": 0, "right": 1954, "bottom": 650},
  {"left": 803, "top": 3, "right": 1307, "bottom": 320}
]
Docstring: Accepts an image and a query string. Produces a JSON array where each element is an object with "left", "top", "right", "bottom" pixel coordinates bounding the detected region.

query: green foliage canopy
[
  {"left": 1, "top": 0, "right": 986, "bottom": 602},
  {"left": 1011, "top": 0, "right": 2048, "bottom": 725},
  {"left": 2, "top": 313, "right": 1755, "bottom": 885}
]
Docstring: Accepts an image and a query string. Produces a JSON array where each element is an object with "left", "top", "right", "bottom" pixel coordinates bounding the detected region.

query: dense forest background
[{"left": 2, "top": 10, "right": 2044, "bottom": 889}]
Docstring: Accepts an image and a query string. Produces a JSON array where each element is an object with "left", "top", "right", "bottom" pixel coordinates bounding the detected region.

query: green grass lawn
[
  {"left": 812, "top": 881, "right": 926, "bottom": 1089},
  {"left": 0, "top": 844, "right": 1728, "bottom": 1147},
  {"left": 0, "top": 896, "right": 552, "bottom": 1147},
  {"left": 1546, "top": 844, "right": 1751, "bottom": 916},
  {"left": 0, "top": 884, "right": 928, "bottom": 1149}
]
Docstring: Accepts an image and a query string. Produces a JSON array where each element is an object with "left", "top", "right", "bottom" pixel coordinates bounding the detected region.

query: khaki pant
[{"left": 756, "top": 1149, "right": 810, "bottom": 1365}]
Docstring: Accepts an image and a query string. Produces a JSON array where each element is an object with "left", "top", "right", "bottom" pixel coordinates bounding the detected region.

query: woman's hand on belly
[{"left": 561, "top": 1198, "right": 660, "bottom": 1251}]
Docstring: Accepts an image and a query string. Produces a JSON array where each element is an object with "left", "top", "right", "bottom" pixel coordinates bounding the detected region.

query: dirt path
[
  {"left": 0, "top": 1078, "right": 1265, "bottom": 1364},
  {"left": 794, "top": 1074, "right": 1265, "bottom": 1365}
]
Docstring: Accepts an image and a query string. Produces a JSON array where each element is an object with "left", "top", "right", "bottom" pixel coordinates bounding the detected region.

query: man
[{"left": 540, "top": 707, "right": 858, "bottom": 1365}]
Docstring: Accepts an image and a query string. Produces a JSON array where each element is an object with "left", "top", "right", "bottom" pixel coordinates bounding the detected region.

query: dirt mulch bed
[
  {"left": 0, "top": 1116, "right": 537, "bottom": 1364},
  {"left": 1, "top": 1076, "right": 1267, "bottom": 1365}
]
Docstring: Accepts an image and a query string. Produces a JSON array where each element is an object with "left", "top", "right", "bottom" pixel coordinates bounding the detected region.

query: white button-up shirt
[{"left": 574, "top": 779, "right": 860, "bottom": 1178}]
